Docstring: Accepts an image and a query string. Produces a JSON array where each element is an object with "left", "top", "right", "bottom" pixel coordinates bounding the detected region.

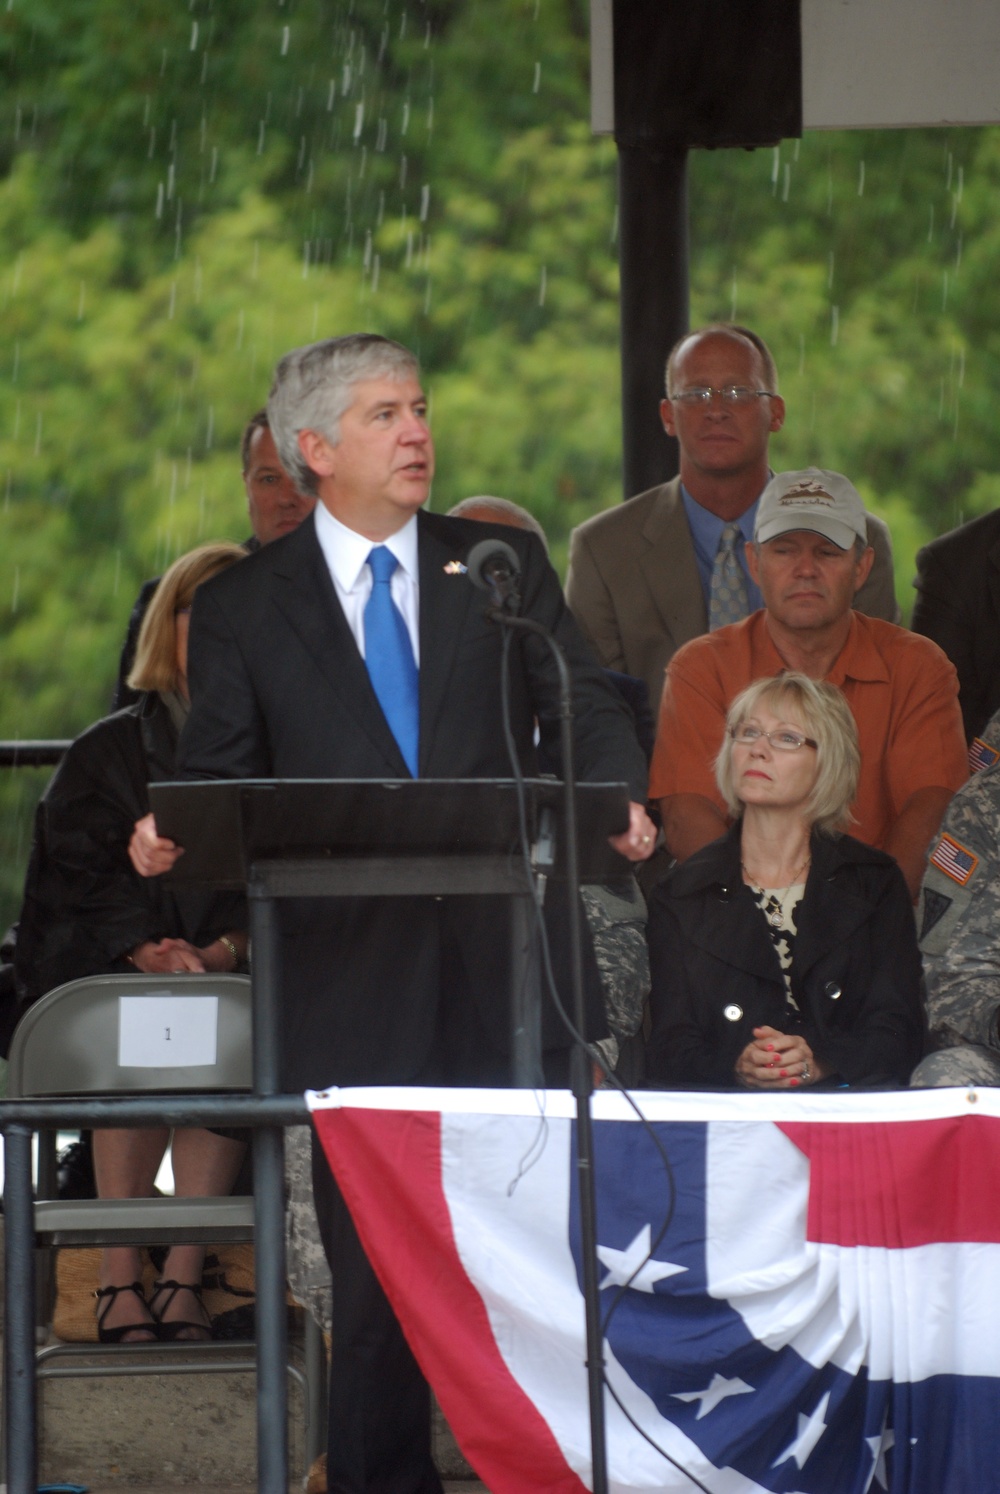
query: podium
[{"left": 148, "top": 775, "right": 631, "bottom": 1491}]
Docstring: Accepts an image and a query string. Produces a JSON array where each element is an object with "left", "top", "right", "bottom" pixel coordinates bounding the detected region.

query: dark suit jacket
[
  {"left": 566, "top": 476, "right": 900, "bottom": 714},
  {"left": 180, "top": 508, "right": 648, "bottom": 1091},
  {"left": 646, "top": 824, "right": 925, "bottom": 1089},
  {"left": 912, "top": 508, "right": 1000, "bottom": 743}
]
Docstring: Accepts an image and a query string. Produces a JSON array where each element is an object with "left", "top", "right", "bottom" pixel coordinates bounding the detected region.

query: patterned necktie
[
  {"left": 363, "top": 545, "right": 419, "bottom": 776},
  {"left": 708, "top": 522, "right": 750, "bottom": 631}
]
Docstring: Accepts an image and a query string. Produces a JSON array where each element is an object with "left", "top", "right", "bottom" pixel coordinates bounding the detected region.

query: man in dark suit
[
  {"left": 912, "top": 509, "right": 1000, "bottom": 745},
  {"left": 565, "top": 324, "right": 899, "bottom": 714},
  {"left": 132, "top": 333, "right": 653, "bottom": 1493}
]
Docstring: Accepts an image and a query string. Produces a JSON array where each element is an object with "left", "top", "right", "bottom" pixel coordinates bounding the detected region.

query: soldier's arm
[
  {"left": 919, "top": 783, "right": 1000, "bottom": 1049},
  {"left": 581, "top": 878, "right": 649, "bottom": 1044},
  {"left": 884, "top": 786, "right": 957, "bottom": 902}
]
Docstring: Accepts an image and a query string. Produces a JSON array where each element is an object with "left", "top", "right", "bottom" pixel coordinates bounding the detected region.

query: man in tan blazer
[{"left": 566, "top": 325, "right": 898, "bottom": 714}]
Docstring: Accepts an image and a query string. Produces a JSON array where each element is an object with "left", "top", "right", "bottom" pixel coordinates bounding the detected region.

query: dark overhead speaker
[{"left": 612, "top": 1, "right": 802, "bottom": 150}]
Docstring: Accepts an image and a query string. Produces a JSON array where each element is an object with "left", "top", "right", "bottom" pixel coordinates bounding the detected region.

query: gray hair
[
  {"left": 447, "top": 496, "right": 549, "bottom": 554},
  {"left": 714, "top": 673, "right": 859, "bottom": 834},
  {"left": 267, "top": 334, "right": 420, "bottom": 495}
]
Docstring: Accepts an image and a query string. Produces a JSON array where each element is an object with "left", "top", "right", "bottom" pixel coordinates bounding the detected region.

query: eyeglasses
[
  {"left": 669, "top": 386, "right": 776, "bottom": 406},
  {"left": 731, "top": 725, "right": 818, "bottom": 752}
]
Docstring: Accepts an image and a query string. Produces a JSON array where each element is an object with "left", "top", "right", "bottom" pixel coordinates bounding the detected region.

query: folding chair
[{"left": 5, "top": 971, "right": 325, "bottom": 1470}]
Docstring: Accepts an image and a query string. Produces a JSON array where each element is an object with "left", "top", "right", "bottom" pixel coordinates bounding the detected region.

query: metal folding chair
[{"left": 4, "top": 972, "right": 325, "bottom": 1472}]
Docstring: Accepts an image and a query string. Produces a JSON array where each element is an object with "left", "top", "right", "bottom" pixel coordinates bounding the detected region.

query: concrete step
[
  {"left": 0, "top": 1222, "right": 487, "bottom": 1491},
  {"left": 24, "top": 1352, "right": 485, "bottom": 1490}
]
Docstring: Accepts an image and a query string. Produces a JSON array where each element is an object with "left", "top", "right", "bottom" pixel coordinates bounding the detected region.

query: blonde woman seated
[
  {"left": 15, "top": 543, "right": 249, "bottom": 1342},
  {"left": 646, "top": 674, "right": 925, "bottom": 1090}
]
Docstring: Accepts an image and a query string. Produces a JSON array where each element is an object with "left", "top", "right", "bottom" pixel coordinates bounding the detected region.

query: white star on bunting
[
  {"left": 596, "top": 1224, "right": 686, "bottom": 1293},
  {"left": 865, "top": 1425, "right": 895, "bottom": 1491},
  {"left": 673, "top": 1373, "right": 754, "bottom": 1420},
  {"left": 771, "top": 1390, "right": 831, "bottom": 1470}
]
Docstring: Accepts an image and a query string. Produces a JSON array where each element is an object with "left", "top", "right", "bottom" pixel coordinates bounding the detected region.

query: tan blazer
[{"left": 565, "top": 476, "right": 900, "bottom": 714}]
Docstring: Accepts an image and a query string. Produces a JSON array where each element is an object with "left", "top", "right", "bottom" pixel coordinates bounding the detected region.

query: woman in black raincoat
[{"left": 15, "top": 542, "right": 249, "bottom": 1342}]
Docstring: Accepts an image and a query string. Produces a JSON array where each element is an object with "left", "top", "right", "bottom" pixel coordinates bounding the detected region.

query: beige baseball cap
[{"left": 755, "top": 468, "right": 867, "bottom": 551}]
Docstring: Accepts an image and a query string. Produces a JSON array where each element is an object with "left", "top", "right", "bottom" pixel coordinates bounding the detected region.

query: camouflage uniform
[
  {"left": 284, "top": 1124, "right": 332, "bottom": 1336},
  {"left": 581, "top": 876, "right": 649, "bottom": 1071},
  {"left": 911, "top": 746, "right": 1000, "bottom": 1088},
  {"left": 969, "top": 709, "right": 1000, "bottom": 774}
]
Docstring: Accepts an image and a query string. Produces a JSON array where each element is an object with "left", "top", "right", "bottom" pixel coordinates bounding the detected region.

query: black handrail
[{"left": 0, "top": 742, "right": 71, "bottom": 768}]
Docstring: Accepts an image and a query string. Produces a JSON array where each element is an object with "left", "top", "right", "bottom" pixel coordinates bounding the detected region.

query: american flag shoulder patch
[
  {"left": 930, "top": 833, "right": 979, "bottom": 886},
  {"left": 969, "top": 737, "right": 1000, "bottom": 774}
]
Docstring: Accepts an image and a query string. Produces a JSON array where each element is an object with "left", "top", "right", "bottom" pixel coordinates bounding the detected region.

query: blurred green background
[{"left": 0, "top": 0, "right": 997, "bottom": 922}]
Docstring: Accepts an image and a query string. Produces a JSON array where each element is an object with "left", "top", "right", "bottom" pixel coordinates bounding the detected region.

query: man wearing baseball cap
[{"left": 650, "top": 467, "right": 968, "bottom": 898}]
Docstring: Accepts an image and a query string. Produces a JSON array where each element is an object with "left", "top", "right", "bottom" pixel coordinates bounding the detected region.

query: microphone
[{"left": 465, "top": 538, "right": 522, "bottom": 612}]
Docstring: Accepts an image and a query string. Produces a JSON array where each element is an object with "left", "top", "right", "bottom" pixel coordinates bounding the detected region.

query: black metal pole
[
  {"left": 510, "top": 894, "right": 546, "bottom": 1089},
  {"left": 0, "top": 1096, "right": 307, "bottom": 1129},
  {"left": 248, "top": 883, "right": 290, "bottom": 1494},
  {"left": 554, "top": 647, "right": 610, "bottom": 1494},
  {"left": 616, "top": 144, "right": 690, "bottom": 500},
  {"left": 489, "top": 609, "right": 610, "bottom": 1494},
  {"left": 4, "top": 1125, "right": 37, "bottom": 1494}
]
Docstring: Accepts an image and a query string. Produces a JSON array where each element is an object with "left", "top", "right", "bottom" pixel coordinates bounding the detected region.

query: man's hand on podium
[
  {"left": 129, "top": 800, "right": 657, "bottom": 874},
  {"left": 609, "top": 802, "right": 657, "bottom": 863},
  {"left": 129, "top": 812, "right": 184, "bottom": 877}
]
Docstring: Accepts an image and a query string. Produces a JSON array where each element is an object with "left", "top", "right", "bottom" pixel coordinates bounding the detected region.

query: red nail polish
[
  {"left": 780, "top": 1069, "right": 787, "bottom": 1078},
  {"left": 790, "top": 1077, "right": 800, "bottom": 1087}
]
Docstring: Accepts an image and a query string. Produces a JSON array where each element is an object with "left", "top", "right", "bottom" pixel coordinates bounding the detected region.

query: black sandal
[
  {"left": 149, "top": 1278, "right": 212, "bottom": 1341},
  {"left": 93, "top": 1281, "right": 158, "bottom": 1344}
]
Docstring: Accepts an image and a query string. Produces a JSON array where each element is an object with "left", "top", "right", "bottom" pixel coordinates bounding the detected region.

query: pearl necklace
[{"left": 741, "top": 857, "right": 810, "bottom": 927}]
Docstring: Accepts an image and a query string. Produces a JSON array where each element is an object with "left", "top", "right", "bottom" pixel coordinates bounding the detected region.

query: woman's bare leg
[
  {"left": 92, "top": 1126, "right": 169, "bottom": 1340},
  {"left": 152, "top": 1128, "right": 247, "bottom": 1339}
]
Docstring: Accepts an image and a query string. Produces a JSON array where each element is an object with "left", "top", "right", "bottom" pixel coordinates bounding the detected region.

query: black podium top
[{"left": 149, "top": 778, "right": 631, "bottom": 892}]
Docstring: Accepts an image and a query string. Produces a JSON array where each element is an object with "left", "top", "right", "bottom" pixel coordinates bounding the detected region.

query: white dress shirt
[{"left": 313, "top": 503, "right": 421, "bottom": 665}]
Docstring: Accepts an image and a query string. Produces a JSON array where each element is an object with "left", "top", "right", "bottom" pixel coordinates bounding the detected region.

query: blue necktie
[
  {"left": 363, "top": 545, "right": 419, "bottom": 776},
  {"left": 709, "top": 522, "right": 750, "bottom": 631}
]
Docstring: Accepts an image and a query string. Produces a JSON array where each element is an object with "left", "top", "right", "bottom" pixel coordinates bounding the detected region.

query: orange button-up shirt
[{"left": 649, "top": 611, "right": 967, "bottom": 849}]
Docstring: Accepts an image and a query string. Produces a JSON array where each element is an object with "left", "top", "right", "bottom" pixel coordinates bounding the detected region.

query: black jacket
[
  {"left": 911, "top": 508, "right": 1000, "bottom": 743},
  {"left": 646, "top": 824, "right": 925, "bottom": 1089},
  {"left": 14, "top": 693, "right": 245, "bottom": 1010}
]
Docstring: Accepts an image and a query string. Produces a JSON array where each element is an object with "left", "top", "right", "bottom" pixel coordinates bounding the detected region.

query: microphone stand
[{"left": 482, "top": 588, "right": 610, "bottom": 1494}]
